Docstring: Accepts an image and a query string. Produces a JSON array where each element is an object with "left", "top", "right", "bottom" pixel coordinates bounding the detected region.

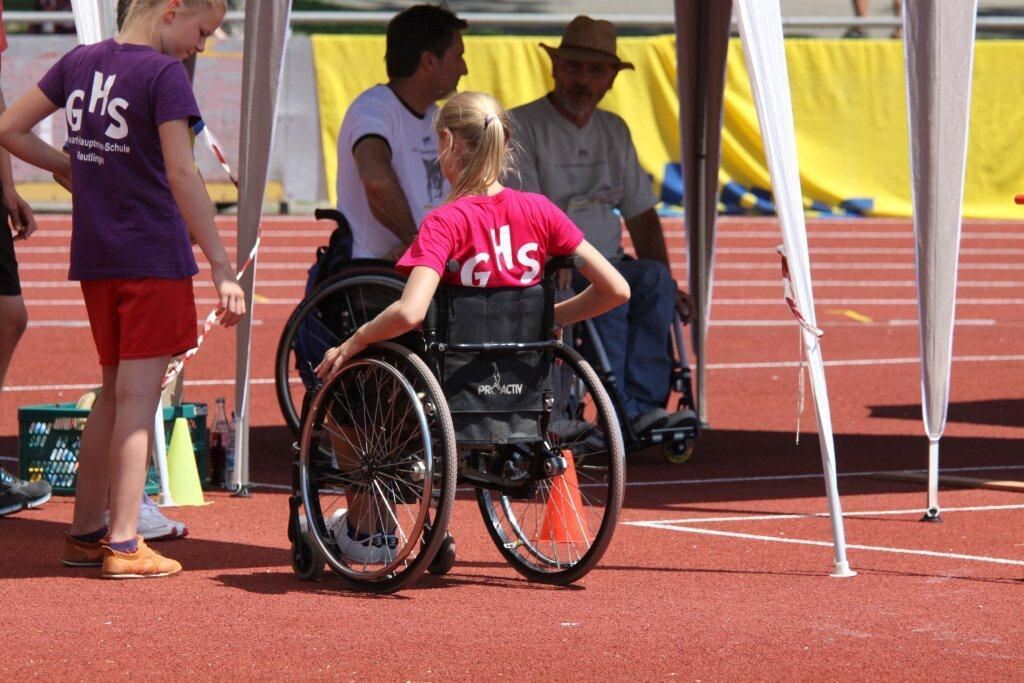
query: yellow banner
[{"left": 312, "top": 35, "right": 1024, "bottom": 219}]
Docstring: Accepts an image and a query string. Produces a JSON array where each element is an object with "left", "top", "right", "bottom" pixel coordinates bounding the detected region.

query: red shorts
[{"left": 81, "top": 278, "right": 198, "bottom": 366}]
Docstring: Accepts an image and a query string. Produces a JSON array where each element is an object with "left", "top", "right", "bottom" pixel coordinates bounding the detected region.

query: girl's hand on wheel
[{"left": 316, "top": 332, "right": 367, "bottom": 380}]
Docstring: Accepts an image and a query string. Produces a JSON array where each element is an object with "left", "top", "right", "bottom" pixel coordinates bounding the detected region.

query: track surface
[{"left": 2, "top": 215, "right": 1023, "bottom": 679}]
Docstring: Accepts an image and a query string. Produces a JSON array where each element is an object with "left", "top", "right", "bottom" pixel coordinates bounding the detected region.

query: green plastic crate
[{"left": 18, "top": 402, "right": 209, "bottom": 496}]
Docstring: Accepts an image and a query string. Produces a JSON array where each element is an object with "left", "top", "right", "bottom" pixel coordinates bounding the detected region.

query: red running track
[{"left": 2, "top": 215, "right": 1023, "bottom": 679}]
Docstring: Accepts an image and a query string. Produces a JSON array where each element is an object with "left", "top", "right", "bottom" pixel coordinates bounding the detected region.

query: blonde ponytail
[{"left": 434, "top": 91, "right": 514, "bottom": 201}]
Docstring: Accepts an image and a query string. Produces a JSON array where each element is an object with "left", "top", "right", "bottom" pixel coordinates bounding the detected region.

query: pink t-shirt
[{"left": 397, "top": 188, "right": 584, "bottom": 288}]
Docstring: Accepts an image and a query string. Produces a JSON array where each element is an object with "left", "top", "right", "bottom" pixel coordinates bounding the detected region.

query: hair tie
[{"left": 483, "top": 114, "right": 496, "bottom": 128}]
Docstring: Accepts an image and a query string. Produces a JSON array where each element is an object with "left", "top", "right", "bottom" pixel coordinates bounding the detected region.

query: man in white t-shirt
[
  {"left": 336, "top": 4, "right": 468, "bottom": 260},
  {"left": 509, "top": 16, "right": 696, "bottom": 435}
]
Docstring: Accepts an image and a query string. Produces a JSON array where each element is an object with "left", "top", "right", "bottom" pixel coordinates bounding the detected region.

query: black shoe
[
  {"left": 0, "top": 467, "right": 52, "bottom": 516},
  {"left": 661, "top": 408, "right": 700, "bottom": 431}
]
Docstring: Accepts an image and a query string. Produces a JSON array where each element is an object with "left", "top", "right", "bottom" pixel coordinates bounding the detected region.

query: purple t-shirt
[{"left": 38, "top": 39, "right": 201, "bottom": 281}]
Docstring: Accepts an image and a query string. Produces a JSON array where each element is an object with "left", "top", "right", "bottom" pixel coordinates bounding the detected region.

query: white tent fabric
[
  {"left": 232, "top": 0, "right": 292, "bottom": 494},
  {"left": 675, "top": 0, "right": 731, "bottom": 428},
  {"left": 730, "top": 0, "right": 852, "bottom": 577},
  {"left": 69, "top": 0, "right": 116, "bottom": 45},
  {"left": 903, "top": 1, "right": 978, "bottom": 520}
]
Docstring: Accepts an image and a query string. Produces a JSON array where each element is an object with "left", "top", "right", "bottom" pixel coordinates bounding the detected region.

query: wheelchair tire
[
  {"left": 427, "top": 533, "right": 456, "bottom": 576},
  {"left": 292, "top": 532, "right": 325, "bottom": 581},
  {"left": 298, "top": 342, "right": 457, "bottom": 594},
  {"left": 476, "top": 346, "right": 625, "bottom": 585},
  {"left": 662, "top": 438, "right": 696, "bottom": 465},
  {"left": 275, "top": 267, "right": 405, "bottom": 435}
]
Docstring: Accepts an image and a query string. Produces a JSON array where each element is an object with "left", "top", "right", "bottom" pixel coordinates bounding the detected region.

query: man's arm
[
  {"left": 352, "top": 137, "right": 418, "bottom": 257},
  {"left": 623, "top": 207, "right": 669, "bottom": 267}
]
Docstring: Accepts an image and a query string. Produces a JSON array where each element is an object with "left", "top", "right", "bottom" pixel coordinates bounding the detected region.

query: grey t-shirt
[{"left": 508, "top": 96, "right": 657, "bottom": 260}]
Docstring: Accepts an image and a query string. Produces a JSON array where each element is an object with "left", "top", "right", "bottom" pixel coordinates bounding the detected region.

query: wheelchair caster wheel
[
  {"left": 292, "top": 532, "right": 325, "bottom": 581},
  {"left": 428, "top": 533, "right": 456, "bottom": 575},
  {"left": 662, "top": 438, "right": 695, "bottom": 465}
]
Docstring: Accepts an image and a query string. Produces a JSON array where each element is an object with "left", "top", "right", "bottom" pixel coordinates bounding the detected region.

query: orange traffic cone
[{"left": 535, "top": 450, "right": 587, "bottom": 543}]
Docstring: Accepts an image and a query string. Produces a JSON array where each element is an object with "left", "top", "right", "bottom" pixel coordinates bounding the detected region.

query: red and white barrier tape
[
  {"left": 162, "top": 128, "right": 261, "bottom": 389},
  {"left": 777, "top": 245, "right": 823, "bottom": 444}
]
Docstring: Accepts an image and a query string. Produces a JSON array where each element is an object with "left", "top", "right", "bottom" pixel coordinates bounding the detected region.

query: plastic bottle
[
  {"left": 224, "top": 410, "right": 237, "bottom": 490},
  {"left": 210, "top": 398, "right": 228, "bottom": 487}
]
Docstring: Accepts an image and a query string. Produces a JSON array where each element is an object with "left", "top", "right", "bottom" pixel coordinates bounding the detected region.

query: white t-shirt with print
[
  {"left": 509, "top": 96, "right": 657, "bottom": 261},
  {"left": 336, "top": 85, "right": 449, "bottom": 258}
]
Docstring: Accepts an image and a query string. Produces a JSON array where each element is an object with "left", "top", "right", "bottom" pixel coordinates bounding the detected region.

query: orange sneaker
[
  {"left": 60, "top": 534, "right": 104, "bottom": 567},
  {"left": 101, "top": 537, "right": 182, "bottom": 579}
]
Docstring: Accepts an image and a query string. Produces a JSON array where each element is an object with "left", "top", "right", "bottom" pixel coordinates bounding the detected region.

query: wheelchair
[
  {"left": 274, "top": 208, "right": 407, "bottom": 435},
  {"left": 287, "top": 257, "right": 626, "bottom": 593},
  {"left": 570, "top": 311, "right": 699, "bottom": 464}
]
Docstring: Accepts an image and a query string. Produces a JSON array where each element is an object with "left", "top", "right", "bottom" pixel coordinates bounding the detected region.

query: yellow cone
[{"left": 167, "top": 417, "right": 207, "bottom": 506}]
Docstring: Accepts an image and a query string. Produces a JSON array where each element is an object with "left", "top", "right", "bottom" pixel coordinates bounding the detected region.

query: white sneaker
[
  {"left": 299, "top": 509, "right": 396, "bottom": 565},
  {"left": 105, "top": 494, "right": 188, "bottom": 541},
  {"left": 329, "top": 510, "right": 396, "bottom": 565}
]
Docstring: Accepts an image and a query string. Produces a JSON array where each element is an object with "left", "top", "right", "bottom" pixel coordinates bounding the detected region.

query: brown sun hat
[{"left": 540, "top": 15, "right": 635, "bottom": 71}]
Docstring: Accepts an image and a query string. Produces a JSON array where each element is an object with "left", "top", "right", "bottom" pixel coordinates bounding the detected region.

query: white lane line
[
  {"left": 713, "top": 262, "right": 1024, "bottom": 270},
  {"left": 15, "top": 262, "right": 315, "bottom": 270},
  {"left": 710, "top": 319, "right": 998, "bottom": 327},
  {"left": 19, "top": 296, "right": 1024, "bottom": 308},
  {"left": 712, "top": 231, "right": 1024, "bottom": 240},
  {"left": 624, "top": 503, "right": 1024, "bottom": 526},
  {"left": 7, "top": 354, "right": 1024, "bottom": 393},
  {"left": 715, "top": 247, "right": 1024, "bottom": 255},
  {"left": 714, "top": 297, "right": 1024, "bottom": 305},
  {"left": 706, "top": 354, "right": 1024, "bottom": 370},
  {"left": 81, "top": 465, "right": 1024, "bottom": 497},
  {"left": 3, "top": 377, "right": 278, "bottom": 392},
  {"left": 15, "top": 261, "right": 1024, "bottom": 273},
  {"left": 715, "top": 280, "right": 1024, "bottom": 288},
  {"left": 22, "top": 298, "right": 301, "bottom": 306},
  {"left": 19, "top": 279, "right": 307, "bottom": 288},
  {"left": 25, "top": 319, "right": 266, "bottom": 328},
  {"left": 15, "top": 278, "right": 1024, "bottom": 289},
  {"left": 625, "top": 522, "right": 1024, "bottom": 567},
  {"left": 16, "top": 317, "right": 1004, "bottom": 329},
  {"left": 624, "top": 464, "right": 1024, "bottom": 489}
]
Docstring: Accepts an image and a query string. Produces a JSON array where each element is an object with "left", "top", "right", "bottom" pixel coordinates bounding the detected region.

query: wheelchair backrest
[{"left": 429, "top": 283, "right": 554, "bottom": 446}]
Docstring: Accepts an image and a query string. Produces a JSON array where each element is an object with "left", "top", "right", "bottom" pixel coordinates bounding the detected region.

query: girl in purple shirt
[{"left": 0, "top": 0, "right": 243, "bottom": 579}]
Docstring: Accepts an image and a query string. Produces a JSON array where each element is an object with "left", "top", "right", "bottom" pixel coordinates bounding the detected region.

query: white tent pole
[
  {"left": 734, "top": 0, "right": 853, "bottom": 577},
  {"left": 69, "top": 0, "right": 117, "bottom": 44},
  {"left": 925, "top": 438, "right": 940, "bottom": 517},
  {"left": 152, "top": 402, "right": 176, "bottom": 506}
]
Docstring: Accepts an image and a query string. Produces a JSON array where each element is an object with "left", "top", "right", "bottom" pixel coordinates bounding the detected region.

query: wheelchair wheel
[
  {"left": 427, "top": 532, "right": 456, "bottom": 576},
  {"left": 476, "top": 346, "right": 625, "bottom": 584},
  {"left": 662, "top": 438, "right": 695, "bottom": 465},
  {"left": 275, "top": 267, "right": 405, "bottom": 435},
  {"left": 291, "top": 532, "right": 325, "bottom": 581},
  {"left": 298, "top": 342, "right": 457, "bottom": 593}
]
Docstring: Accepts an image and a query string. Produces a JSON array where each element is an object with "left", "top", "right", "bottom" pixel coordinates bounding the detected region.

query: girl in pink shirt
[{"left": 317, "top": 91, "right": 630, "bottom": 379}]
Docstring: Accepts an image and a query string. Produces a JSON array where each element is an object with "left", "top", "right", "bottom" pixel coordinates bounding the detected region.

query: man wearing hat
[{"left": 509, "top": 16, "right": 695, "bottom": 435}]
